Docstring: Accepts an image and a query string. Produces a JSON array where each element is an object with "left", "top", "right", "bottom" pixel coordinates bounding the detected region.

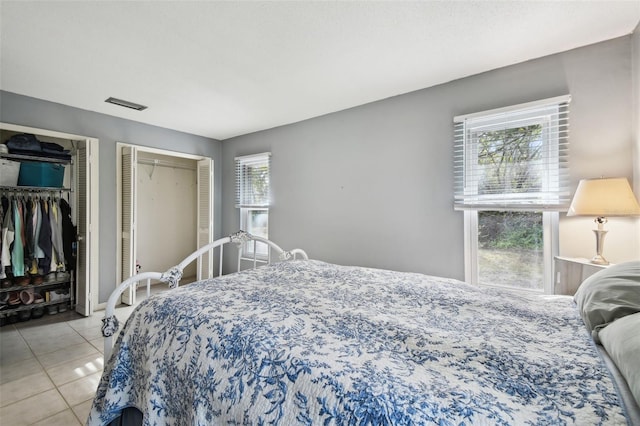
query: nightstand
[{"left": 554, "top": 256, "right": 611, "bottom": 296}]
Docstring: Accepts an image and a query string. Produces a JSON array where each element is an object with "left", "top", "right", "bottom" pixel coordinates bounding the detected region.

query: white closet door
[
  {"left": 121, "top": 146, "right": 137, "bottom": 305},
  {"left": 196, "top": 158, "right": 214, "bottom": 280},
  {"left": 75, "top": 138, "right": 99, "bottom": 316}
]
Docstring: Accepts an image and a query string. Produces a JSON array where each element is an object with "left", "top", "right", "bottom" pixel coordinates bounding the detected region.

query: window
[
  {"left": 454, "top": 96, "right": 570, "bottom": 292},
  {"left": 235, "top": 152, "right": 271, "bottom": 259}
]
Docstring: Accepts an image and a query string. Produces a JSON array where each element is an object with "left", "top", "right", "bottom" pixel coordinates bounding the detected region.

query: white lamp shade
[{"left": 567, "top": 177, "right": 640, "bottom": 217}]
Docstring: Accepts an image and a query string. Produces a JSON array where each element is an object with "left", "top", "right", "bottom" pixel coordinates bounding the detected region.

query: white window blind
[
  {"left": 235, "top": 152, "right": 271, "bottom": 208},
  {"left": 453, "top": 95, "right": 570, "bottom": 211}
]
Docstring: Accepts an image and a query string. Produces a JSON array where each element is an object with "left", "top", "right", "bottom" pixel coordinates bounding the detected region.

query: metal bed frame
[{"left": 101, "top": 231, "right": 308, "bottom": 359}]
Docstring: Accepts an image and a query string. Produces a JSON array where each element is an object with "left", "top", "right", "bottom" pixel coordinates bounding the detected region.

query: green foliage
[{"left": 478, "top": 211, "right": 542, "bottom": 250}]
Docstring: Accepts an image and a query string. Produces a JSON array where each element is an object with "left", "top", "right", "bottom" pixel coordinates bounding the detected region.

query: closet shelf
[
  {"left": 0, "top": 280, "right": 71, "bottom": 293},
  {"left": 0, "top": 153, "right": 71, "bottom": 164}
]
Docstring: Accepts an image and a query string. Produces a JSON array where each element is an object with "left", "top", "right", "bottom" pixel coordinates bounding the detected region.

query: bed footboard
[{"left": 102, "top": 231, "right": 307, "bottom": 358}]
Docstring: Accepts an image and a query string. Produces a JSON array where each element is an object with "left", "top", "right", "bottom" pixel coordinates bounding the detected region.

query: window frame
[
  {"left": 239, "top": 207, "right": 270, "bottom": 260},
  {"left": 235, "top": 152, "right": 271, "bottom": 260},
  {"left": 455, "top": 96, "right": 569, "bottom": 293},
  {"left": 464, "top": 210, "right": 558, "bottom": 293}
]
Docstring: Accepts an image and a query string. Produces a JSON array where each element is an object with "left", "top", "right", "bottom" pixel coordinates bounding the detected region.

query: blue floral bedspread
[{"left": 88, "top": 260, "right": 627, "bottom": 425}]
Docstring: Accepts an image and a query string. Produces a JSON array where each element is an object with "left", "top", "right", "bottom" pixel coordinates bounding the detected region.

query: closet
[
  {"left": 0, "top": 188, "right": 74, "bottom": 323},
  {"left": 118, "top": 144, "right": 213, "bottom": 305},
  {"left": 138, "top": 152, "right": 197, "bottom": 280},
  {"left": 0, "top": 123, "right": 99, "bottom": 319}
]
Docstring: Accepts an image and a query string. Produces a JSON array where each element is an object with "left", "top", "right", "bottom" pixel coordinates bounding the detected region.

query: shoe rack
[{"left": 0, "top": 271, "right": 73, "bottom": 324}]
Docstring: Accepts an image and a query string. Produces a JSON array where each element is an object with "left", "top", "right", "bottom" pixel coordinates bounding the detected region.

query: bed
[{"left": 88, "top": 232, "right": 640, "bottom": 425}]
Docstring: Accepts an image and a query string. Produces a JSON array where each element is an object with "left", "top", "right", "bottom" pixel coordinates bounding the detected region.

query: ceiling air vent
[{"left": 105, "top": 97, "right": 148, "bottom": 111}]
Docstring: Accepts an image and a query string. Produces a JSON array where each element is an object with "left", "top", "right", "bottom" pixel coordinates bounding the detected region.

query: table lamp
[{"left": 567, "top": 177, "right": 640, "bottom": 265}]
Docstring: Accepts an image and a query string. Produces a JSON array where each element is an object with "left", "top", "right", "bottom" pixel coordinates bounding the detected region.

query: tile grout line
[
  {"left": 0, "top": 323, "right": 69, "bottom": 423},
  {"left": 3, "top": 292, "right": 149, "bottom": 424},
  {"left": 19, "top": 320, "right": 76, "bottom": 425},
  {"left": 47, "top": 317, "right": 99, "bottom": 425},
  {"left": 17, "top": 317, "right": 96, "bottom": 425}
]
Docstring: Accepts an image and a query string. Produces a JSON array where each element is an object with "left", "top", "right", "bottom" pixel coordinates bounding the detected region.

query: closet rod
[
  {"left": 0, "top": 186, "right": 71, "bottom": 193},
  {"left": 138, "top": 158, "right": 196, "bottom": 171}
]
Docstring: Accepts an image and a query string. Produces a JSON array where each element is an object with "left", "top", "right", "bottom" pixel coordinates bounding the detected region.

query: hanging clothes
[
  {"left": 0, "top": 195, "right": 10, "bottom": 279},
  {"left": 30, "top": 196, "right": 43, "bottom": 275},
  {"left": 1, "top": 198, "right": 15, "bottom": 262},
  {"left": 11, "top": 198, "right": 24, "bottom": 277},
  {"left": 0, "top": 197, "right": 4, "bottom": 264},
  {"left": 38, "top": 199, "right": 52, "bottom": 275},
  {"left": 50, "top": 199, "right": 65, "bottom": 272},
  {"left": 59, "top": 198, "right": 77, "bottom": 271},
  {"left": 24, "top": 197, "right": 35, "bottom": 266},
  {"left": 0, "top": 191, "right": 75, "bottom": 277}
]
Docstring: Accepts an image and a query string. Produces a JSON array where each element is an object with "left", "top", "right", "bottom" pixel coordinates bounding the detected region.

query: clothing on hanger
[
  {"left": 11, "top": 198, "right": 25, "bottom": 277},
  {"left": 0, "top": 190, "right": 75, "bottom": 278},
  {"left": 59, "top": 198, "right": 77, "bottom": 271},
  {"left": 38, "top": 198, "right": 53, "bottom": 275}
]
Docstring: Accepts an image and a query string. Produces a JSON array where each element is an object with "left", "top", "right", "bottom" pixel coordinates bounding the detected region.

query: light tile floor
[{"left": 0, "top": 287, "right": 160, "bottom": 425}]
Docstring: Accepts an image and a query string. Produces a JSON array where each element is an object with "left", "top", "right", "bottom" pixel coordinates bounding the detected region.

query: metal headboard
[{"left": 101, "top": 230, "right": 308, "bottom": 358}]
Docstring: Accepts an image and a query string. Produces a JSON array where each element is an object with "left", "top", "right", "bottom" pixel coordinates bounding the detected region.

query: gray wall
[
  {"left": 0, "top": 90, "right": 222, "bottom": 302},
  {"left": 1, "top": 34, "right": 636, "bottom": 296},
  {"left": 221, "top": 35, "right": 638, "bottom": 279}
]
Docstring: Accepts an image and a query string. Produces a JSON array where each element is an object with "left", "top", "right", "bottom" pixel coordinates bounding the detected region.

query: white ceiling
[{"left": 1, "top": 1, "right": 639, "bottom": 140}]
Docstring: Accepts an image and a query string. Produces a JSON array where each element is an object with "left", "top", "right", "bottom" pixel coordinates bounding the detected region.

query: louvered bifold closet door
[
  {"left": 75, "top": 142, "right": 90, "bottom": 315},
  {"left": 121, "top": 146, "right": 137, "bottom": 305},
  {"left": 196, "top": 158, "right": 214, "bottom": 280}
]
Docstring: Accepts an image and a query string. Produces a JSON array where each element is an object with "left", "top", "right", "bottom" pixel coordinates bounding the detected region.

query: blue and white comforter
[{"left": 88, "top": 260, "right": 627, "bottom": 425}]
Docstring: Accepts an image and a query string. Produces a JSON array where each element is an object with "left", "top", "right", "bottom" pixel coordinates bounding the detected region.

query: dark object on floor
[{"left": 107, "top": 407, "right": 143, "bottom": 426}]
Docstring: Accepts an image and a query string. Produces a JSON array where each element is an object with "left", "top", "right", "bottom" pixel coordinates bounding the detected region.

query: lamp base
[
  {"left": 591, "top": 226, "right": 609, "bottom": 265},
  {"left": 590, "top": 254, "right": 609, "bottom": 265}
]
